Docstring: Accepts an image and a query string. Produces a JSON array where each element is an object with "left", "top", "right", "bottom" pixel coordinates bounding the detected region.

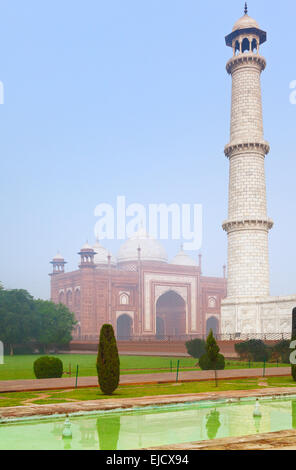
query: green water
[{"left": 1, "top": 397, "right": 296, "bottom": 450}]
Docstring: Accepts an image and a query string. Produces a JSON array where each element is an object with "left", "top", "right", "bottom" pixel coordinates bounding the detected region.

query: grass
[
  {"left": 0, "top": 355, "right": 197, "bottom": 381},
  {"left": 0, "top": 376, "right": 295, "bottom": 408},
  {"left": 0, "top": 355, "right": 290, "bottom": 381}
]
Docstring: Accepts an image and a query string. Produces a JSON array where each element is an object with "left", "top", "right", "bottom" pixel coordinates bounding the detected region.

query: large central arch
[{"left": 156, "top": 291, "right": 186, "bottom": 337}]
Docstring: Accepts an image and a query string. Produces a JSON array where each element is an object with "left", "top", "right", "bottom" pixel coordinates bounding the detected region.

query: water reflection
[
  {"left": 79, "top": 421, "right": 97, "bottom": 448},
  {"left": 253, "top": 416, "right": 262, "bottom": 433},
  {"left": 51, "top": 422, "right": 64, "bottom": 438},
  {"left": 206, "top": 409, "right": 221, "bottom": 440},
  {"left": 64, "top": 440, "right": 72, "bottom": 450},
  {"left": 4, "top": 398, "right": 296, "bottom": 450},
  {"left": 97, "top": 415, "right": 121, "bottom": 450}
]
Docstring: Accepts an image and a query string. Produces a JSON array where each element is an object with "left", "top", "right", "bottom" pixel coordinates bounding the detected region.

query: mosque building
[{"left": 50, "top": 229, "right": 226, "bottom": 340}]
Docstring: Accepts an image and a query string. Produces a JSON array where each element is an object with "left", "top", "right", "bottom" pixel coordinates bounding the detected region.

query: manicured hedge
[
  {"left": 97, "top": 324, "right": 120, "bottom": 395},
  {"left": 33, "top": 356, "right": 63, "bottom": 379}
]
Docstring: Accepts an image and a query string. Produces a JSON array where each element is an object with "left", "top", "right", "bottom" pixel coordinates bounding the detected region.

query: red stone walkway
[{"left": 0, "top": 367, "right": 291, "bottom": 393}]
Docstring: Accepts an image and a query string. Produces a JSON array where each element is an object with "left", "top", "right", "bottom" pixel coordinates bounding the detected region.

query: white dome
[
  {"left": 117, "top": 228, "right": 168, "bottom": 264},
  {"left": 171, "top": 249, "right": 197, "bottom": 267},
  {"left": 53, "top": 252, "right": 64, "bottom": 261},
  {"left": 232, "top": 14, "right": 259, "bottom": 32},
  {"left": 93, "top": 240, "right": 116, "bottom": 266},
  {"left": 80, "top": 242, "right": 93, "bottom": 251}
]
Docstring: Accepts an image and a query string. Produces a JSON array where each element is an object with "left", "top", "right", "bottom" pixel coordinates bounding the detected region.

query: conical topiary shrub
[{"left": 97, "top": 324, "right": 120, "bottom": 395}]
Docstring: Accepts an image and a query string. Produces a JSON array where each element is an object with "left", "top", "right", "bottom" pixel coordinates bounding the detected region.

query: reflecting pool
[{"left": 1, "top": 396, "right": 296, "bottom": 450}]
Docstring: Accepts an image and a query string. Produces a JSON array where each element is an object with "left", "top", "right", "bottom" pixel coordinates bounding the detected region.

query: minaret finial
[{"left": 244, "top": 2, "right": 248, "bottom": 15}]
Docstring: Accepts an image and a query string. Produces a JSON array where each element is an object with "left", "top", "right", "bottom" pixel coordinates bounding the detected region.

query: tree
[
  {"left": 270, "top": 340, "right": 290, "bottom": 364},
  {"left": 0, "top": 289, "right": 36, "bottom": 355},
  {"left": 185, "top": 338, "right": 206, "bottom": 359},
  {"left": 34, "top": 300, "right": 76, "bottom": 352},
  {"left": 235, "top": 339, "right": 269, "bottom": 362},
  {"left": 97, "top": 324, "right": 120, "bottom": 395},
  {"left": 199, "top": 329, "right": 225, "bottom": 385}
]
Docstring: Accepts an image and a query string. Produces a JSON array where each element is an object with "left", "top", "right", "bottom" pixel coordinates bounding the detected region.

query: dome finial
[{"left": 244, "top": 2, "right": 248, "bottom": 15}]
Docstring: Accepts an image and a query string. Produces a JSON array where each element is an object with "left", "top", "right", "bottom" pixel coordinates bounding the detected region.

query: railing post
[
  {"left": 176, "top": 360, "right": 180, "bottom": 383},
  {"left": 75, "top": 365, "right": 79, "bottom": 389}
]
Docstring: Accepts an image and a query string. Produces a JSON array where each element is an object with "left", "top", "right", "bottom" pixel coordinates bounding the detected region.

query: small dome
[
  {"left": 53, "top": 252, "right": 64, "bottom": 261},
  {"left": 80, "top": 242, "right": 94, "bottom": 252},
  {"left": 171, "top": 248, "right": 197, "bottom": 267},
  {"left": 117, "top": 228, "right": 168, "bottom": 264},
  {"left": 232, "top": 14, "right": 260, "bottom": 32},
  {"left": 93, "top": 240, "right": 116, "bottom": 266}
]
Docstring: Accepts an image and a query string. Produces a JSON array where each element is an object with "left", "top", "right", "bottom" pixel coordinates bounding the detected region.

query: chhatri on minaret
[{"left": 221, "top": 4, "right": 296, "bottom": 336}]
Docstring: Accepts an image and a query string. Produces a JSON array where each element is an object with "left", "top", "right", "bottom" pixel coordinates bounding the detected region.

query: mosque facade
[{"left": 50, "top": 230, "right": 226, "bottom": 340}]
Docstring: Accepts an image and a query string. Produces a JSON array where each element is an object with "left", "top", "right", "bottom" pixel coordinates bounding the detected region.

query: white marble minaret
[{"left": 221, "top": 4, "right": 296, "bottom": 336}]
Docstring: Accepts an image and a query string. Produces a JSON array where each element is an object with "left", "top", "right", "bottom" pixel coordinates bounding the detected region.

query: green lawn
[
  {"left": 0, "top": 376, "right": 295, "bottom": 408},
  {"left": 0, "top": 355, "right": 197, "bottom": 381},
  {"left": 0, "top": 354, "right": 290, "bottom": 381}
]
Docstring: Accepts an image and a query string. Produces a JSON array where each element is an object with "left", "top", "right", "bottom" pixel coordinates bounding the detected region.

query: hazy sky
[{"left": 0, "top": 0, "right": 296, "bottom": 299}]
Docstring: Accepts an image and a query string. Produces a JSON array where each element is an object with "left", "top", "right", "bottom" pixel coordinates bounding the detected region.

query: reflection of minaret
[
  {"left": 221, "top": 5, "right": 296, "bottom": 335},
  {"left": 79, "top": 421, "right": 97, "bottom": 449}
]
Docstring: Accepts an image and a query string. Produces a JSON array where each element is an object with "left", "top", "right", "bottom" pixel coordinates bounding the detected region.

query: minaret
[
  {"left": 78, "top": 243, "right": 96, "bottom": 269},
  {"left": 50, "top": 253, "right": 66, "bottom": 275},
  {"left": 223, "top": 5, "right": 273, "bottom": 299},
  {"left": 218, "top": 5, "right": 296, "bottom": 337}
]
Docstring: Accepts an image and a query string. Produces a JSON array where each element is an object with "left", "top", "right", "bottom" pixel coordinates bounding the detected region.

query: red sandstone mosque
[{"left": 50, "top": 229, "right": 226, "bottom": 340}]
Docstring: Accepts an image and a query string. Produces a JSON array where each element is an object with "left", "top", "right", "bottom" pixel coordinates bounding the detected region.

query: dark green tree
[
  {"left": 0, "top": 289, "right": 37, "bottom": 355},
  {"left": 185, "top": 338, "right": 206, "bottom": 359},
  {"left": 34, "top": 300, "right": 76, "bottom": 352},
  {"left": 270, "top": 340, "right": 290, "bottom": 364},
  {"left": 235, "top": 339, "right": 269, "bottom": 362},
  {"left": 97, "top": 324, "right": 120, "bottom": 395}
]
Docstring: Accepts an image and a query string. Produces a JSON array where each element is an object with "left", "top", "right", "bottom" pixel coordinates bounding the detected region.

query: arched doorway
[
  {"left": 117, "top": 314, "right": 133, "bottom": 340},
  {"left": 206, "top": 317, "right": 219, "bottom": 336},
  {"left": 156, "top": 291, "right": 186, "bottom": 337}
]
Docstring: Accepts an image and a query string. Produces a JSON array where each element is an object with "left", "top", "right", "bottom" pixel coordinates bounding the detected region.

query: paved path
[
  {"left": 0, "top": 367, "right": 291, "bottom": 393},
  {"left": 2, "top": 386, "right": 296, "bottom": 419}
]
